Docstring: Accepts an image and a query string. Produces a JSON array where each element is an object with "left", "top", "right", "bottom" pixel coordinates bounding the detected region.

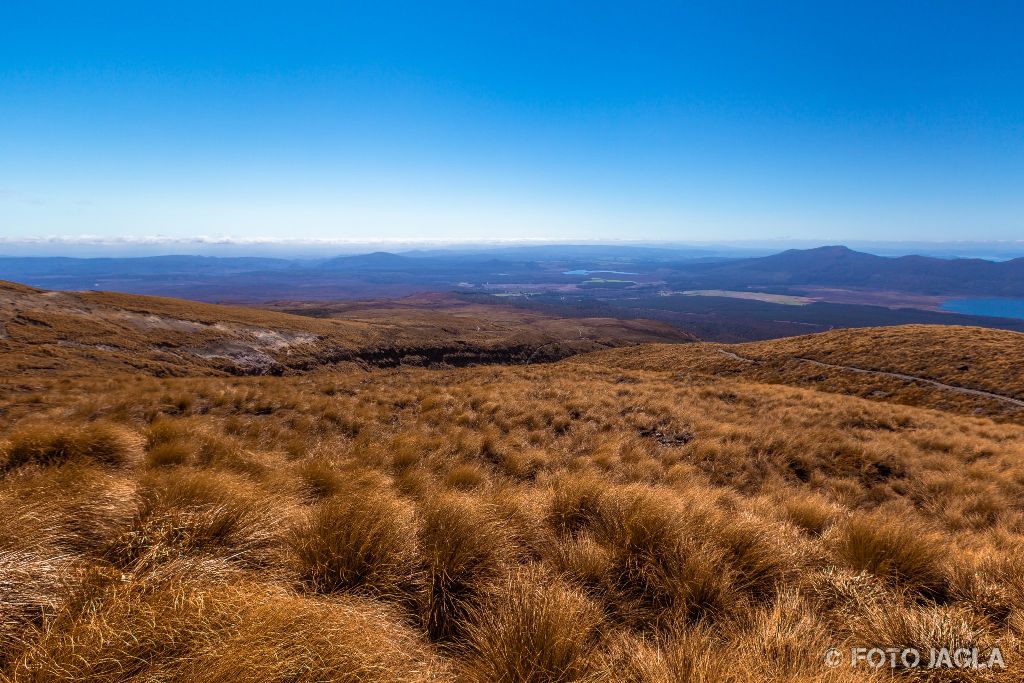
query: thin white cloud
[{"left": 0, "top": 234, "right": 659, "bottom": 246}]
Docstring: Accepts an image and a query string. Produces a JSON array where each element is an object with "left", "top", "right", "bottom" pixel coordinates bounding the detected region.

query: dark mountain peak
[
  {"left": 754, "top": 245, "right": 881, "bottom": 269},
  {"left": 344, "top": 251, "right": 406, "bottom": 261},
  {"left": 797, "top": 245, "right": 857, "bottom": 255}
]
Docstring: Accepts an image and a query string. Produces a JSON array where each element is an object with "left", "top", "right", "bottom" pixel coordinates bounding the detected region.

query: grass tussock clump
[
  {"left": 829, "top": 509, "right": 949, "bottom": 598},
  {"left": 461, "top": 567, "right": 604, "bottom": 683},
  {"left": 715, "top": 513, "right": 806, "bottom": 600},
  {"left": 289, "top": 490, "right": 420, "bottom": 599},
  {"left": 600, "top": 628, "right": 725, "bottom": 683},
  {"left": 591, "top": 486, "right": 733, "bottom": 629},
  {"left": 146, "top": 441, "right": 193, "bottom": 467},
  {"left": 780, "top": 491, "right": 842, "bottom": 536},
  {"left": 9, "top": 561, "right": 222, "bottom": 682},
  {"left": 110, "top": 469, "right": 286, "bottom": 571},
  {"left": 183, "top": 594, "right": 450, "bottom": 683},
  {"left": 145, "top": 416, "right": 193, "bottom": 448},
  {"left": 546, "top": 534, "right": 612, "bottom": 591},
  {"left": 0, "top": 464, "right": 137, "bottom": 557},
  {"left": 547, "top": 473, "right": 608, "bottom": 538},
  {"left": 0, "top": 551, "right": 77, "bottom": 665},
  {"left": 9, "top": 561, "right": 447, "bottom": 683},
  {"left": 443, "top": 462, "right": 489, "bottom": 491},
  {"left": 1, "top": 421, "right": 138, "bottom": 471},
  {"left": 852, "top": 602, "right": 997, "bottom": 666},
  {"left": 294, "top": 458, "right": 348, "bottom": 499},
  {"left": 418, "top": 492, "right": 511, "bottom": 641}
]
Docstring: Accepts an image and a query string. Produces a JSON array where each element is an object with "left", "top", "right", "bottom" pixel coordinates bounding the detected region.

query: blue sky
[{"left": 2, "top": 1, "right": 1022, "bottom": 244}]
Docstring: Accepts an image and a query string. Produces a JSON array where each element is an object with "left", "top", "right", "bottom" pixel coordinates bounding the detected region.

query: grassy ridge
[{"left": 586, "top": 326, "right": 1024, "bottom": 422}]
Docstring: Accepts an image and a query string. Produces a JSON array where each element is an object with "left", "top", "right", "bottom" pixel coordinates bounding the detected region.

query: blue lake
[
  {"left": 563, "top": 269, "right": 637, "bottom": 275},
  {"left": 941, "top": 298, "right": 1024, "bottom": 320}
]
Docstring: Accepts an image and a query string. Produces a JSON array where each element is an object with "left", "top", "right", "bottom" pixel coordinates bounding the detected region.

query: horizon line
[{"left": 3, "top": 235, "right": 1024, "bottom": 248}]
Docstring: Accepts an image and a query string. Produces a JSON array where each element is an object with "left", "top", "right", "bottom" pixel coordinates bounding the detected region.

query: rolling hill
[
  {"left": 1, "top": 288, "right": 1022, "bottom": 681},
  {"left": 585, "top": 325, "right": 1024, "bottom": 422},
  {"left": 0, "top": 280, "right": 695, "bottom": 378}
]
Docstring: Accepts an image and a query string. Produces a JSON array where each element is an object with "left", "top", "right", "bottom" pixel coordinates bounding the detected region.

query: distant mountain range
[
  {"left": 671, "top": 246, "right": 1024, "bottom": 296},
  {"left": 0, "top": 255, "right": 295, "bottom": 279},
  {"left": 2, "top": 244, "right": 1023, "bottom": 306}
]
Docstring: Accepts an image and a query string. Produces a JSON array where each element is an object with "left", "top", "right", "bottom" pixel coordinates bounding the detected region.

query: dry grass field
[
  {"left": 591, "top": 326, "right": 1024, "bottom": 424},
  {"left": 1, "top": 287, "right": 1023, "bottom": 681},
  {"left": 739, "top": 326, "right": 1024, "bottom": 402}
]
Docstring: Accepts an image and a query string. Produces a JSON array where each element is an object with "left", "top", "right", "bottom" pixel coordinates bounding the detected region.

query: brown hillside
[
  {"left": 2, "top": 292, "right": 1023, "bottom": 681},
  {"left": 740, "top": 325, "right": 1024, "bottom": 399},
  {"left": 0, "top": 281, "right": 696, "bottom": 378},
  {"left": 2, "top": 343, "right": 1023, "bottom": 680},
  {"left": 584, "top": 325, "right": 1024, "bottom": 422}
]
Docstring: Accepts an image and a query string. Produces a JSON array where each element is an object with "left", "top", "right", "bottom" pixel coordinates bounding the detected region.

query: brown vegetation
[
  {"left": 1, "top": 292, "right": 1023, "bottom": 680},
  {"left": 589, "top": 325, "right": 1024, "bottom": 422},
  {"left": 0, "top": 281, "right": 695, "bottom": 378},
  {"left": 740, "top": 325, "right": 1024, "bottom": 401}
]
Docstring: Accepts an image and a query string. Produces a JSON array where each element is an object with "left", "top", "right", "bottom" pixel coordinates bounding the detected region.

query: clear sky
[{"left": 2, "top": 1, "right": 1022, "bottom": 245}]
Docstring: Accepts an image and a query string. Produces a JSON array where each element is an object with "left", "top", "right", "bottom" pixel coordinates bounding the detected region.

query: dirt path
[
  {"left": 718, "top": 349, "right": 754, "bottom": 363},
  {"left": 717, "top": 348, "right": 1024, "bottom": 409}
]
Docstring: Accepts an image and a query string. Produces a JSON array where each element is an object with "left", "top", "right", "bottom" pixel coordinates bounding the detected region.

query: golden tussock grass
[
  {"left": 1, "top": 421, "right": 139, "bottom": 471},
  {"left": 8, "top": 560, "right": 447, "bottom": 683},
  {"left": 289, "top": 490, "right": 420, "bottom": 599},
  {"left": 2, "top": 324, "right": 1024, "bottom": 680},
  {"left": 460, "top": 566, "right": 604, "bottom": 682}
]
